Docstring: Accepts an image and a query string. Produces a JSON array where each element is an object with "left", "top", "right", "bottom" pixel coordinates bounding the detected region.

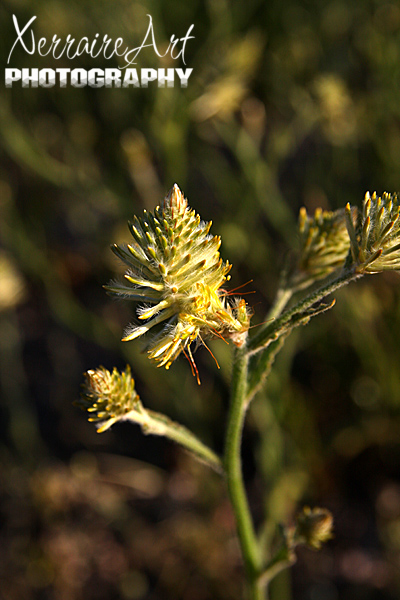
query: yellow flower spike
[
  {"left": 105, "top": 184, "right": 250, "bottom": 377},
  {"left": 76, "top": 366, "right": 141, "bottom": 432},
  {"left": 76, "top": 366, "right": 223, "bottom": 472},
  {"left": 345, "top": 191, "right": 400, "bottom": 273},
  {"left": 290, "top": 205, "right": 356, "bottom": 290}
]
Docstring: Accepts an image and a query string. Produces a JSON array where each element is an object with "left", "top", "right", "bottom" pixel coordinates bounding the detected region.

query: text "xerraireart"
[{"left": 5, "top": 14, "right": 195, "bottom": 88}]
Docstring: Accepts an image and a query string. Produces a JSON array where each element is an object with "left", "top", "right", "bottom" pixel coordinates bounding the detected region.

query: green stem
[
  {"left": 247, "top": 334, "right": 289, "bottom": 404},
  {"left": 258, "top": 545, "right": 296, "bottom": 592},
  {"left": 126, "top": 407, "right": 223, "bottom": 474},
  {"left": 224, "top": 345, "right": 264, "bottom": 599},
  {"left": 243, "top": 289, "right": 293, "bottom": 406},
  {"left": 266, "top": 288, "right": 293, "bottom": 321},
  {"left": 248, "top": 269, "right": 360, "bottom": 354}
]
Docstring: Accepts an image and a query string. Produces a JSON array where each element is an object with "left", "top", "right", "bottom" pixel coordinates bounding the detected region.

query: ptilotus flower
[
  {"left": 290, "top": 206, "right": 356, "bottom": 290},
  {"left": 78, "top": 366, "right": 223, "bottom": 470},
  {"left": 106, "top": 184, "right": 250, "bottom": 373},
  {"left": 345, "top": 191, "right": 400, "bottom": 273},
  {"left": 77, "top": 365, "right": 140, "bottom": 433},
  {"left": 295, "top": 506, "right": 334, "bottom": 550}
]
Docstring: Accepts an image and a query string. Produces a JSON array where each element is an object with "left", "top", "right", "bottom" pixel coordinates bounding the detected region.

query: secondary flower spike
[
  {"left": 106, "top": 184, "right": 250, "bottom": 373},
  {"left": 77, "top": 366, "right": 140, "bottom": 433},
  {"left": 345, "top": 191, "right": 400, "bottom": 273},
  {"left": 290, "top": 206, "right": 356, "bottom": 290}
]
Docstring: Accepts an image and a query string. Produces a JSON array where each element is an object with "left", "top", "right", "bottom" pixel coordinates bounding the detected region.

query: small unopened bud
[{"left": 295, "top": 506, "right": 334, "bottom": 550}]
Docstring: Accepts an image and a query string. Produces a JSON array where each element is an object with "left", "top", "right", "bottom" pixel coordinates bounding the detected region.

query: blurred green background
[{"left": 2, "top": 0, "right": 400, "bottom": 598}]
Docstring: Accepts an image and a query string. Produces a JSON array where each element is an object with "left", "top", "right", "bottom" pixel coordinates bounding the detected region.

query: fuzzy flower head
[
  {"left": 106, "top": 185, "right": 250, "bottom": 373},
  {"left": 290, "top": 206, "right": 355, "bottom": 290},
  {"left": 77, "top": 366, "right": 140, "bottom": 433},
  {"left": 345, "top": 192, "right": 400, "bottom": 273},
  {"left": 295, "top": 506, "right": 334, "bottom": 550}
]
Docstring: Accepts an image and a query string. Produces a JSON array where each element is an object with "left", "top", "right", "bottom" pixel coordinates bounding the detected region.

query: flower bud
[{"left": 295, "top": 506, "right": 333, "bottom": 550}]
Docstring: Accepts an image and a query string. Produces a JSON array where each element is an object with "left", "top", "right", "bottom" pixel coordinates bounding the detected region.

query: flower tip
[
  {"left": 165, "top": 184, "right": 187, "bottom": 212},
  {"left": 96, "top": 418, "right": 118, "bottom": 433},
  {"left": 298, "top": 207, "right": 307, "bottom": 231}
]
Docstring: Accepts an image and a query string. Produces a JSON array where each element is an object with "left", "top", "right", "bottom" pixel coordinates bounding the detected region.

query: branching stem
[{"left": 247, "top": 269, "right": 360, "bottom": 354}]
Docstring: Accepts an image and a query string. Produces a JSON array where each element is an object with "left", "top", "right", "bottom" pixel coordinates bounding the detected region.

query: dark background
[{"left": 1, "top": 0, "right": 400, "bottom": 598}]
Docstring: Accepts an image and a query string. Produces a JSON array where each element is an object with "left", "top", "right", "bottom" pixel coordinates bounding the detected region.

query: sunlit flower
[
  {"left": 345, "top": 191, "right": 400, "bottom": 273},
  {"left": 106, "top": 184, "right": 250, "bottom": 373},
  {"left": 77, "top": 365, "right": 140, "bottom": 433}
]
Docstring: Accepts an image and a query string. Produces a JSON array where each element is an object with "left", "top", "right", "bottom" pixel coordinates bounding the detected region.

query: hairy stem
[
  {"left": 126, "top": 408, "right": 223, "bottom": 474},
  {"left": 247, "top": 334, "right": 289, "bottom": 404},
  {"left": 266, "top": 288, "right": 293, "bottom": 321},
  {"left": 224, "top": 345, "right": 264, "bottom": 599},
  {"left": 248, "top": 269, "right": 360, "bottom": 354}
]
